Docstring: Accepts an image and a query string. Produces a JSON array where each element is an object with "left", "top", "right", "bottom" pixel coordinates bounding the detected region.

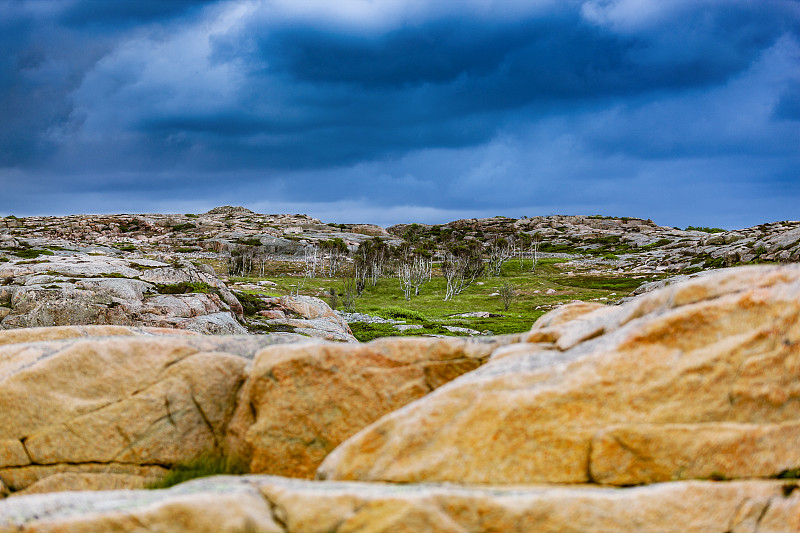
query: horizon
[
  {"left": 2, "top": 1, "right": 798, "bottom": 229},
  {"left": 5, "top": 204, "right": 800, "bottom": 232}
]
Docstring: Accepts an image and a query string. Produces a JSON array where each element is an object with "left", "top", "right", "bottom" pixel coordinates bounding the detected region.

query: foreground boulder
[
  {"left": 318, "top": 264, "right": 800, "bottom": 485},
  {"left": 0, "top": 327, "right": 508, "bottom": 494},
  {"left": 1, "top": 476, "right": 798, "bottom": 533},
  {"left": 225, "top": 336, "right": 518, "bottom": 478},
  {"left": 0, "top": 326, "right": 317, "bottom": 494}
]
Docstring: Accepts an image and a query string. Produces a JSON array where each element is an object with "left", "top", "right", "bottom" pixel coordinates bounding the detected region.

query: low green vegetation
[
  {"left": 375, "top": 306, "right": 428, "bottom": 322},
  {"left": 641, "top": 238, "right": 672, "bottom": 250},
  {"left": 775, "top": 468, "right": 800, "bottom": 479},
  {"left": 234, "top": 258, "right": 661, "bottom": 340},
  {"left": 155, "top": 282, "right": 216, "bottom": 294},
  {"left": 685, "top": 226, "right": 725, "bottom": 233},
  {"left": 13, "top": 249, "right": 54, "bottom": 259},
  {"left": 236, "top": 237, "right": 262, "bottom": 246},
  {"left": 146, "top": 453, "right": 247, "bottom": 489},
  {"left": 171, "top": 223, "right": 196, "bottom": 232}
]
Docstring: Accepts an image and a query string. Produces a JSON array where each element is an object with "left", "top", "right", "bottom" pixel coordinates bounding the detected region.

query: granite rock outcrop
[{"left": 318, "top": 264, "right": 800, "bottom": 485}]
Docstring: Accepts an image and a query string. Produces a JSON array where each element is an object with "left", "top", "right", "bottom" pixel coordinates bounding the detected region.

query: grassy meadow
[{"left": 228, "top": 258, "right": 661, "bottom": 342}]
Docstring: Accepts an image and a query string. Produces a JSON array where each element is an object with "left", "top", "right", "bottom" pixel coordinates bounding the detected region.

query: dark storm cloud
[
  {"left": 125, "top": 0, "right": 800, "bottom": 170},
  {"left": 59, "top": 0, "right": 216, "bottom": 27},
  {"left": 0, "top": 0, "right": 799, "bottom": 227}
]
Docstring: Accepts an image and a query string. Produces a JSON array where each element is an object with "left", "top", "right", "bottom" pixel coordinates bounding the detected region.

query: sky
[{"left": 1, "top": 0, "right": 798, "bottom": 229}]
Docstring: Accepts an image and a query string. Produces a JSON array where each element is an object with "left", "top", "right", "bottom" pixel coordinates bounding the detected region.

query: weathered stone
[
  {"left": 0, "top": 476, "right": 798, "bottom": 533},
  {"left": 0, "top": 254, "right": 246, "bottom": 334},
  {"left": 0, "top": 328, "right": 320, "bottom": 492},
  {"left": 15, "top": 473, "right": 152, "bottom": 496},
  {"left": 225, "top": 336, "right": 516, "bottom": 479},
  {"left": 0, "top": 464, "right": 168, "bottom": 494},
  {"left": 0, "top": 324, "right": 195, "bottom": 347},
  {"left": 318, "top": 265, "right": 800, "bottom": 485},
  {"left": 241, "top": 295, "right": 357, "bottom": 342}
]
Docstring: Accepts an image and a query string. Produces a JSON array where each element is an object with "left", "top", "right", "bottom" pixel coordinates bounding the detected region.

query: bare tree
[
  {"left": 517, "top": 232, "right": 541, "bottom": 272},
  {"left": 395, "top": 245, "right": 431, "bottom": 300},
  {"left": 227, "top": 248, "right": 254, "bottom": 277},
  {"left": 256, "top": 249, "right": 273, "bottom": 277},
  {"left": 486, "top": 235, "right": 516, "bottom": 277},
  {"left": 319, "top": 239, "right": 348, "bottom": 278},
  {"left": 529, "top": 233, "right": 541, "bottom": 272},
  {"left": 353, "top": 237, "right": 389, "bottom": 287},
  {"left": 303, "top": 244, "right": 319, "bottom": 279},
  {"left": 441, "top": 242, "right": 484, "bottom": 301},
  {"left": 342, "top": 277, "right": 357, "bottom": 311}
]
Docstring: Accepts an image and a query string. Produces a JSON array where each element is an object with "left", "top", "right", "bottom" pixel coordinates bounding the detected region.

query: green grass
[
  {"left": 350, "top": 322, "right": 461, "bottom": 342},
  {"left": 553, "top": 274, "right": 648, "bottom": 291},
  {"left": 231, "top": 258, "right": 657, "bottom": 339},
  {"left": 375, "top": 306, "right": 428, "bottom": 322},
  {"left": 146, "top": 453, "right": 248, "bottom": 489}
]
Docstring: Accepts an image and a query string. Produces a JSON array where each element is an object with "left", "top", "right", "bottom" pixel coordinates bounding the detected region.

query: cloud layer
[{"left": 1, "top": 0, "right": 798, "bottom": 228}]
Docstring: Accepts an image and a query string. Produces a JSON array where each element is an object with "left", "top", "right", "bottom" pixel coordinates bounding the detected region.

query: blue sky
[{"left": 1, "top": 0, "right": 798, "bottom": 228}]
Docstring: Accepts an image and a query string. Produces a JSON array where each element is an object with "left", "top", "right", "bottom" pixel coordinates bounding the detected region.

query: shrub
[
  {"left": 685, "top": 226, "right": 725, "bottom": 233},
  {"left": 499, "top": 282, "right": 515, "bottom": 311},
  {"left": 146, "top": 453, "right": 248, "bottom": 489},
  {"left": 328, "top": 287, "right": 338, "bottom": 310},
  {"left": 235, "top": 291, "right": 271, "bottom": 316}
]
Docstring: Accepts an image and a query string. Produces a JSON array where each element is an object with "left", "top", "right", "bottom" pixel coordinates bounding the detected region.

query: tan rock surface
[
  {"left": 1, "top": 476, "right": 798, "bottom": 533},
  {"left": 15, "top": 473, "right": 151, "bottom": 495},
  {"left": 318, "top": 265, "right": 800, "bottom": 485},
  {"left": 0, "top": 324, "right": 195, "bottom": 347},
  {"left": 0, "top": 464, "right": 167, "bottom": 495},
  {"left": 226, "top": 336, "right": 515, "bottom": 478},
  {"left": 0, "top": 328, "right": 319, "bottom": 492}
]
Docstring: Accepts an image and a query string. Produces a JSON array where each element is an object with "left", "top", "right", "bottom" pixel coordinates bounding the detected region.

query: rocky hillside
[
  {"left": 0, "top": 206, "right": 390, "bottom": 259},
  {"left": 1, "top": 264, "right": 798, "bottom": 531},
  {"left": 3, "top": 209, "right": 799, "bottom": 275},
  {"left": 390, "top": 215, "right": 800, "bottom": 273}
]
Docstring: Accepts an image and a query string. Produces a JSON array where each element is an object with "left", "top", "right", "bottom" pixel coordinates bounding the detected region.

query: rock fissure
[
  {"left": 164, "top": 397, "right": 177, "bottom": 427},
  {"left": 190, "top": 391, "right": 220, "bottom": 451},
  {"left": 261, "top": 492, "right": 289, "bottom": 533},
  {"left": 18, "top": 438, "right": 33, "bottom": 465},
  {"left": 752, "top": 499, "right": 772, "bottom": 533}
]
